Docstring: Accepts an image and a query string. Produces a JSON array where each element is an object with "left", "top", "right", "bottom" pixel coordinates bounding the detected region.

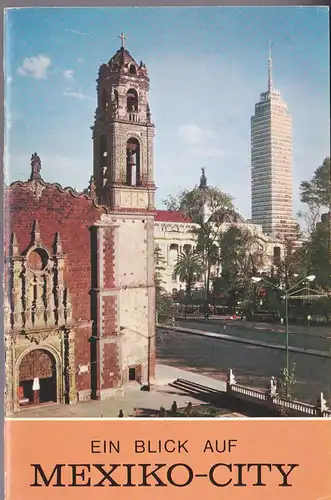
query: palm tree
[{"left": 172, "top": 249, "right": 204, "bottom": 314}]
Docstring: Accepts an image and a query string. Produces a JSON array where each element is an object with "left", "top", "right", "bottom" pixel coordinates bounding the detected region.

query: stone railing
[
  {"left": 272, "top": 397, "right": 318, "bottom": 416},
  {"left": 226, "top": 369, "right": 331, "bottom": 418},
  {"left": 127, "top": 111, "right": 140, "bottom": 122},
  {"left": 231, "top": 384, "right": 269, "bottom": 401}
]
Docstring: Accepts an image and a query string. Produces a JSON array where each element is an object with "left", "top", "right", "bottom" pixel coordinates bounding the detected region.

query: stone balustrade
[
  {"left": 231, "top": 384, "right": 268, "bottom": 401},
  {"left": 227, "top": 368, "right": 331, "bottom": 418}
]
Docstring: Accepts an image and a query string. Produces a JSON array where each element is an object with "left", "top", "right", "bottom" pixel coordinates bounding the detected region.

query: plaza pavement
[{"left": 11, "top": 364, "right": 240, "bottom": 419}]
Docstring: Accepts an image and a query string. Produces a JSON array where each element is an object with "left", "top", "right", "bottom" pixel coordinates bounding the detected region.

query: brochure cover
[{"left": 3, "top": 5, "right": 331, "bottom": 499}]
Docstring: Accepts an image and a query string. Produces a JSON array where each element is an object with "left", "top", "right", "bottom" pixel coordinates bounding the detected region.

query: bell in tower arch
[{"left": 126, "top": 138, "right": 141, "bottom": 187}]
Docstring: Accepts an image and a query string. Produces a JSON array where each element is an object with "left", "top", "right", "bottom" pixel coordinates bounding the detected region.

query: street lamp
[{"left": 251, "top": 275, "right": 315, "bottom": 394}]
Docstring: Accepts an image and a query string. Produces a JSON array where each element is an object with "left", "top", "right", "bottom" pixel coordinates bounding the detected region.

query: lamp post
[
  {"left": 251, "top": 274, "right": 315, "bottom": 382},
  {"left": 252, "top": 282, "right": 257, "bottom": 328}
]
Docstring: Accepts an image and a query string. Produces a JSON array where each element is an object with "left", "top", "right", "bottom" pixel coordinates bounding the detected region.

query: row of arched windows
[{"left": 101, "top": 88, "right": 139, "bottom": 113}]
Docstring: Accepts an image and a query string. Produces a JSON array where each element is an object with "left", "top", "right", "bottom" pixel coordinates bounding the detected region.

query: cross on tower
[{"left": 119, "top": 32, "right": 127, "bottom": 48}]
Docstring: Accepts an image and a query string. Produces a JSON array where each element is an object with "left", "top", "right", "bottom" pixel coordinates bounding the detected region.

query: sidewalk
[
  {"left": 176, "top": 315, "right": 331, "bottom": 336},
  {"left": 11, "top": 364, "right": 227, "bottom": 419}
]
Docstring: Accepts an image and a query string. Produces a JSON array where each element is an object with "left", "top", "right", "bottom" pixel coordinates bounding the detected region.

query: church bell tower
[{"left": 92, "top": 33, "right": 155, "bottom": 211}]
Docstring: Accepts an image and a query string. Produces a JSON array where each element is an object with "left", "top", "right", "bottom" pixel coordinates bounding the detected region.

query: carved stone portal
[
  {"left": 5, "top": 327, "right": 77, "bottom": 414},
  {"left": 6, "top": 222, "right": 72, "bottom": 332}
]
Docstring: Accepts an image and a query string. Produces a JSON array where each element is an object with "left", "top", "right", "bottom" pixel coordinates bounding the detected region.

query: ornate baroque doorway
[{"left": 18, "top": 349, "right": 57, "bottom": 406}]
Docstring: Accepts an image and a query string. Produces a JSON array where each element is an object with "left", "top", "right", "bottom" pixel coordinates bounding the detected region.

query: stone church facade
[{"left": 4, "top": 42, "right": 156, "bottom": 414}]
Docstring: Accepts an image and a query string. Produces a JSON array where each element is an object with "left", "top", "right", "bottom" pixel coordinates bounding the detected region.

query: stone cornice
[{"left": 6, "top": 179, "right": 110, "bottom": 213}]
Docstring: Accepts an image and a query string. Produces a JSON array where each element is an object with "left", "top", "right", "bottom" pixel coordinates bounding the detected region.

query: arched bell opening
[
  {"left": 126, "top": 138, "right": 141, "bottom": 186},
  {"left": 129, "top": 64, "right": 137, "bottom": 75},
  {"left": 126, "top": 88, "right": 138, "bottom": 112},
  {"left": 100, "top": 88, "right": 109, "bottom": 112},
  {"left": 99, "top": 135, "right": 108, "bottom": 187}
]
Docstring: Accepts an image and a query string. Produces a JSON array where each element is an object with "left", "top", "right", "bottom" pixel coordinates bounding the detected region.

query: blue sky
[{"left": 4, "top": 6, "right": 330, "bottom": 218}]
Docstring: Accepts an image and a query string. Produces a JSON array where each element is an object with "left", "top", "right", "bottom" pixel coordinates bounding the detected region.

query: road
[{"left": 156, "top": 319, "right": 331, "bottom": 405}]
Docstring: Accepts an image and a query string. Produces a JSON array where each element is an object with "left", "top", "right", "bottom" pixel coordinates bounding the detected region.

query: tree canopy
[
  {"left": 164, "top": 186, "right": 234, "bottom": 225},
  {"left": 172, "top": 249, "right": 204, "bottom": 306},
  {"left": 164, "top": 184, "right": 237, "bottom": 303},
  {"left": 300, "top": 156, "right": 330, "bottom": 209}
]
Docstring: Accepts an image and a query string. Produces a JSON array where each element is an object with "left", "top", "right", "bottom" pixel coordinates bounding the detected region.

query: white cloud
[
  {"left": 177, "top": 124, "right": 217, "bottom": 145},
  {"left": 18, "top": 55, "right": 51, "bottom": 79},
  {"left": 65, "top": 28, "right": 92, "bottom": 36},
  {"left": 63, "top": 89, "right": 93, "bottom": 100},
  {"left": 62, "top": 69, "right": 74, "bottom": 82},
  {"left": 77, "top": 57, "right": 85, "bottom": 63}
]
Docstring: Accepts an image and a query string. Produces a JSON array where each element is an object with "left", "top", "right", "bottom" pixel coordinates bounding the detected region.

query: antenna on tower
[{"left": 268, "top": 41, "right": 273, "bottom": 92}]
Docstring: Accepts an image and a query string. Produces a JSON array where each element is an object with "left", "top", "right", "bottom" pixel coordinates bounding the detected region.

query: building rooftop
[{"left": 155, "top": 210, "right": 192, "bottom": 223}]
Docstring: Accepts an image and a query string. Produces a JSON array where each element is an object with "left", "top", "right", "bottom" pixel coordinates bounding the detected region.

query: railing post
[
  {"left": 267, "top": 376, "right": 277, "bottom": 400},
  {"left": 317, "top": 392, "right": 328, "bottom": 417},
  {"left": 226, "top": 369, "right": 236, "bottom": 393}
]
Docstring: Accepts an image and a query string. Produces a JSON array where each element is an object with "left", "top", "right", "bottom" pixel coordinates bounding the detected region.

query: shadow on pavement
[{"left": 169, "top": 379, "right": 282, "bottom": 418}]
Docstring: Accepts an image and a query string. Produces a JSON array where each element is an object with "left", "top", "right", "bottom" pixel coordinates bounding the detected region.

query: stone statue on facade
[
  {"left": 88, "top": 175, "right": 96, "bottom": 198},
  {"left": 199, "top": 167, "right": 207, "bottom": 189},
  {"left": 30, "top": 153, "right": 42, "bottom": 181}
]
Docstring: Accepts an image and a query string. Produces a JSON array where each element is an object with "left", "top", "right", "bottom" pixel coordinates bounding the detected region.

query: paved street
[
  {"left": 11, "top": 319, "right": 331, "bottom": 418},
  {"left": 157, "top": 319, "right": 331, "bottom": 405}
]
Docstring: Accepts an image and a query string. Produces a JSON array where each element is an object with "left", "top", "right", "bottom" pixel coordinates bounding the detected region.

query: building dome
[{"left": 107, "top": 47, "right": 148, "bottom": 79}]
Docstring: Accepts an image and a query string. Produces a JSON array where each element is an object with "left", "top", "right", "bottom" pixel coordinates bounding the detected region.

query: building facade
[
  {"left": 251, "top": 44, "right": 296, "bottom": 236},
  {"left": 154, "top": 211, "right": 284, "bottom": 294},
  {"left": 4, "top": 39, "right": 156, "bottom": 414}
]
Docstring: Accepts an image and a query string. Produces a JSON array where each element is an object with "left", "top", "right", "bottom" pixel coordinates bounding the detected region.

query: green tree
[
  {"left": 298, "top": 158, "right": 330, "bottom": 311},
  {"left": 218, "top": 226, "right": 265, "bottom": 315},
  {"left": 154, "top": 247, "right": 176, "bottom": 324},
  {"left": 164, "top": 185, "right": 234, "bottom": 226},
  {"left": 172, "top": 249, "right": 204, "bottom": 314},
  {"left": 164, "top": 180, "right": 235, "bottom": 305},
  {"left": 277, "top": 361, "right": 297, "bottom": 415},
  {"left": 273, "top": 234, "right": 305, "bottom": 288},
  {"left": 308, "top": 215, "right": 330, "bottom": 289},
  {"left": 300, "top": 157, "right": 330, "bottom": 209}
]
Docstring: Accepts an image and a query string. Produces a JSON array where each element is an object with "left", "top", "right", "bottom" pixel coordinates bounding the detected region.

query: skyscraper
[{"left": 251, "top": 43, "right": 294, "bottom": 236}]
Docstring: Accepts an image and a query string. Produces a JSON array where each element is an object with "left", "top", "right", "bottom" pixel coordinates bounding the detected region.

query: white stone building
[{"left": 154, "top": 208, "right": 284, "bottom": 295}]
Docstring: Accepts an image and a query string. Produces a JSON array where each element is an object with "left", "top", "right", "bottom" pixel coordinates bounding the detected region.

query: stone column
[
  {"left": 4, "top": 334, "right": 14, "bottom": 415},
  {"left": 167, "top": 245, "right": 171, "bottom": 266},
  {"left": 4, "top": 294, "right": 11, "bottom": 331},
  {"left": 63, "top": 328, "right": 77, "bottom": 405},
  {"left": 12, "top": 260, "right": 23, "bottom": 329},
  {"left": 146, "top": 217, "right": 156, "bottom": 388},
  {"left": 55, "top": 257, "right": 65, "bottom": 324},
  {"left": 68, "top": 329, "right": 77, "bottom": 405},
  {"left": 45, "top": 269, "right": 55, "bottom": 325},
  {"left": 34, "top": 277, "right": 45, "bottom": 327}
]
